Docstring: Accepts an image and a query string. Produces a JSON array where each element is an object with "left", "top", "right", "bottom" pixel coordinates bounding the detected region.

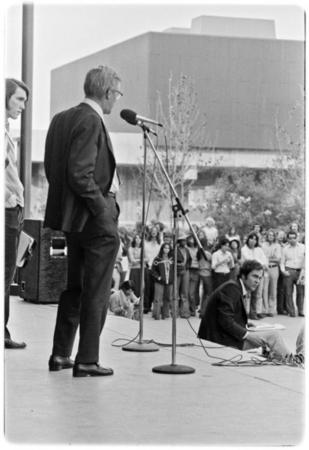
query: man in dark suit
[
  {"left": 44, "top": 65, "right": 122, "bottom": 377},
  {"left": 198, "top": 260, "right": 296, "bottom": 361}
]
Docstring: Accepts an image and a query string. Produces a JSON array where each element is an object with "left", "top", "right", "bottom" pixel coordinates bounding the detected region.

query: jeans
[
  {"left": 177, "top": 270, "right": 190, "bottom": 318},
  {"left": 188, "top": 269, "right": 200, "bottom": 315},
  {"left": 266, "top": 266, "right": 279, "bottom": 314},
  {"left": 5, "top": 206, "right": 24, "bottom": 339},
  {"left": 152, "top": 283, "right": 173, "bottom": 319}
]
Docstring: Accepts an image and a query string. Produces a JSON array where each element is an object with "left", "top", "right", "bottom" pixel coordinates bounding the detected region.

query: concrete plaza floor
[{"left": 3, "top": 296, "right": 306, "bottom": 447}]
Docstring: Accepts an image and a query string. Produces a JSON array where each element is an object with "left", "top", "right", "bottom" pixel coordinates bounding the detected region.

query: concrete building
[
  {"left": 190, "top": 15, "right": 276, "bottom": 38},
  {"left": 35, "top": 16, "right": 304, "bottom": 224}
]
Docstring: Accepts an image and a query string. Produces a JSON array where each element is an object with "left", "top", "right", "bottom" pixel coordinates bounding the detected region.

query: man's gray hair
[{"left": 83, "top": 65, "right": 121, "bottom": 99}]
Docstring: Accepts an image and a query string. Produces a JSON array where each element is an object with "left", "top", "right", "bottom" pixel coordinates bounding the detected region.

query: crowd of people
[{"left": 110, "top": 218, "right": 305, "bottom": 322}]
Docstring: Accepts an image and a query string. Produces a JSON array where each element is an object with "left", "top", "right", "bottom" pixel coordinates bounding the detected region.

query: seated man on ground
[
  {"left": 109, "top": 280, "right": 140, "bottom": 320},
  {"left": 198, "top": 259, "right": 304, "bottom": 365}
]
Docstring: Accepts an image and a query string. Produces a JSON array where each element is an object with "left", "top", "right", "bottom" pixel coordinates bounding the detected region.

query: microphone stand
[
  {"left": 122, "top": 125, "right": 159, "bottom": 352},
  {"left": 134, "top": 124, "right": 200, "bottom": 374},
  {"left": 152, "top": 208, "right": 195, "bottom": 374}
]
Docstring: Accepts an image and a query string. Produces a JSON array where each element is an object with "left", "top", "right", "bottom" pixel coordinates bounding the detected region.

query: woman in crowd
[
  {"left": 228, "top": 238, "right": 241, "bottom": 280},
  {"left": 144, "top": 225, "right": 162, "bottom": 313},
  {"left": 197, "top": 237, "right": 213, "bottom": 317},
  {"left": 251, "top": 223, "right": 264, "bottom": 243},
  {"left": 127, "top": 233, "right": 149, "bottom": 299},
  {"left": 151, "top": 242, "right": 174, "bottom": 320},
  {"left": 262, "top": 229, "right": 282, "bottom": 316},
  {"left": 197, "top": 228, "right": 206, "bottom": 242},
  {"left": 241, "top": 232, "right": 268, "bottom": 318},
  {"left": 225, "top": 225, "right": 241, "bottom": 243},
  {"left": 118, "top": 226, "right": 131, "bottom": 282},
  {"left": 186, "top": 234, "right": 200, "bottom": 316},
  {"left": 211, "top": 237, "right": 234, "bottom": 291}
]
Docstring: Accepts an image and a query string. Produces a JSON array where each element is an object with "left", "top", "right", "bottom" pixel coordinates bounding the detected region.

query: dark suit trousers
[
  {"left": 52, "top": 196, "right": 120, "bottom": 363},
  {"left": 5, "top": 206, "right": 24, "bottom": 339}
]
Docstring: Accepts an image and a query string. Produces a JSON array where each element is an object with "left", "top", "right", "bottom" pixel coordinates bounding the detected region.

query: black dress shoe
[
  {"left": 73, "top": 363, "right": 114, "bottom": 378},
  {"left": 5, "top": 339, "right": 26, "bottom": 349},
  {"left": 49, "top": 355, "right": 74, "bottom": 371},
  {"left": 299, "top": 313, "right": 305, "bottom": 317}
]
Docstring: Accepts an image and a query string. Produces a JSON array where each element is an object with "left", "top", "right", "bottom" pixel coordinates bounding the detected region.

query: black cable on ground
[
  {"left": 111, "top": 317, "right": 304, "bottom": 368},
  {"left": 184, "top": 317, "right": 304, "bottom": 368}
]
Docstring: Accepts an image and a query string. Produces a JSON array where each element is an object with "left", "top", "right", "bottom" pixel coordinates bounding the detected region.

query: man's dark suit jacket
[
  {"left": 198, "top": 279, "right": 248, "bottom": 349},
  {"left": 44, "top": 102, "right": 116, "bottom": 232}
]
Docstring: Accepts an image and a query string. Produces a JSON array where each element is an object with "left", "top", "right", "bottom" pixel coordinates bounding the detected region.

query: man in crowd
[
  {"left": 176, "top": 233, "right": 192, "bottom": 318},
  {"left": 281, "top": 230, "right": 305, "bottom": 317},
  {"left": 44, "top": 65, "right": 122, "bottom": 377},
  {"left": 276, "top": 229, "right": 288, "bottom": 315},
  {"left": 198, "top": 260, "right": 303, "bottom": 364},
  {"left": 4, "top": 78, "right": 30, "bottom": 349}
]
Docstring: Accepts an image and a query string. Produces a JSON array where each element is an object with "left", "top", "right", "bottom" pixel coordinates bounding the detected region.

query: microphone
[{"left": 120, "top": 109, "right": 163, "bottom": 128}]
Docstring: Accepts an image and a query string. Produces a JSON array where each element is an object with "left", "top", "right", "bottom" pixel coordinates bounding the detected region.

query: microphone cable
[
  {"left": 111, "top": 330, "right": 143, "bottom": 348},
  {"left": 110, "top": 317, "right": 303, "bottom": 367}
]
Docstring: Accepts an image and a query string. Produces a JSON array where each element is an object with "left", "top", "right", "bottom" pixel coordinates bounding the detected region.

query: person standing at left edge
[
  {"left": 4, "top": 78, "right": 29, "bottom": 349},
  {"left": 44, "top": 66, "right": 122, "bottom": 377}
]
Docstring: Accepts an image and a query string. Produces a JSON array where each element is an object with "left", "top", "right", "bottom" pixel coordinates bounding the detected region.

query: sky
[{"left": 1, "top": 0, "right": 306, "bottom": 130}]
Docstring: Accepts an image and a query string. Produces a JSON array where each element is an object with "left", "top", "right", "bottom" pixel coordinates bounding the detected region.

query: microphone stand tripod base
[
  {"left": 152, "top": 363, "right": 195, "bottom": 374},
  {"left": 122, "top": 341, "right": 159, "bottom": 352}
]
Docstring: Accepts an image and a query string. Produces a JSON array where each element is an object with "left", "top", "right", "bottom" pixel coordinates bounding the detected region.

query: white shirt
[
  {"left": 241, "top": 245, "right": 268, "bottom": 267},
  {"left": 261, "top": 242, "right": 281, "bottom": 265},
  {"left": 144, "top": 240, "right": 161, "bottom": 265},
  {"left": 211, "top": 249, "right": 234, "bottom": 273},
  {"left": 82, "top": 98, "right": 120, "bottom": 193},
  {"left": 239, "top": 278, "right": 247, "bottom": 298},
  {"left": 280, "top": 243, "right": 305, "bottom": 271},
  {"left": 201, "top": 226, "right": 218, "bottom": 246}
]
